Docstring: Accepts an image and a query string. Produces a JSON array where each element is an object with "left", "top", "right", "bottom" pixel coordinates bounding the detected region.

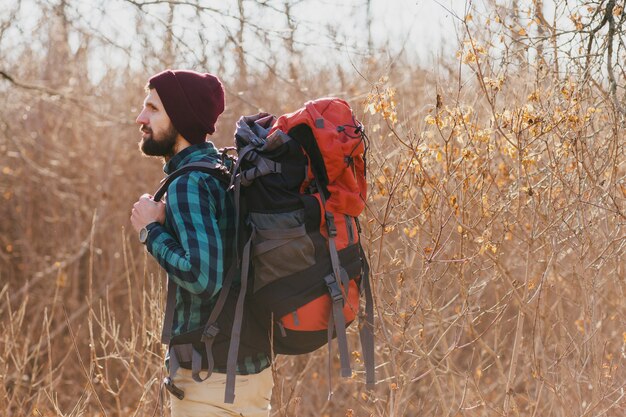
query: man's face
[{"left": 135, "top": 88, "right": 178, "bottom": 157}]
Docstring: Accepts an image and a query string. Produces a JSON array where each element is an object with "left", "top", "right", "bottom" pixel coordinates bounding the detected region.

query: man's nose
[{"left": 136, "top": 108, "right": 148, "bottom": 125}]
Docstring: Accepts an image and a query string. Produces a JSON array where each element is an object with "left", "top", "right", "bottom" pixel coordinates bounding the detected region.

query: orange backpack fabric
[
  {"left": 271, "top": 99, "right": 367, "bottom": 218},
  {"left": 267, "top": 98, "right": 367, "bottom": 333}
]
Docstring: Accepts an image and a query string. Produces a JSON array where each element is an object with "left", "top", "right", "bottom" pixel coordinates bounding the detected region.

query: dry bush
[{"left": 1, "top": 1, "right": 625, "bottom": 416}]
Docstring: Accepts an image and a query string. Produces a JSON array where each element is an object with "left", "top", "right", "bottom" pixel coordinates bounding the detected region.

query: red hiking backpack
[{"left": 155, "top": 98, "right": 375, "bottom": 403}]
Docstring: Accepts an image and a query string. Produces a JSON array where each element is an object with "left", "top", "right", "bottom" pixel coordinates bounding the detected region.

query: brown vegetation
[{"left": 1, "top": 1, "right": 624, "bottom": 416}]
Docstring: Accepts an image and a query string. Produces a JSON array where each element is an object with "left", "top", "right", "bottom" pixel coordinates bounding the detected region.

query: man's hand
[{"left": 130, "top": 193, "right": 166, "bottom": 233}]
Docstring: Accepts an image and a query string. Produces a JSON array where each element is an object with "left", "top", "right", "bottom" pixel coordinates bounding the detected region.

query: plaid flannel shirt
[{"left": 145, "top": 142, "right": 269, "bottom": 375}]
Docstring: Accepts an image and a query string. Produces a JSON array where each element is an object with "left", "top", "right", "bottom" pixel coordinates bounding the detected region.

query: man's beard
[{"left": 139, "top": 124, "right": 178, "bottom": 157}]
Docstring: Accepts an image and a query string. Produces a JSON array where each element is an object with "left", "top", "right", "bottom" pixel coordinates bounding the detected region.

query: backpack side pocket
[{"left": 249, "top": 209, "right": 315, "bottom": 292}]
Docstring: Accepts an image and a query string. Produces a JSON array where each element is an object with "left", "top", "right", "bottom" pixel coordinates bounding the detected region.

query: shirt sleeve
[{"left": 145, "top": 172, "right": 224, "bottom": 296}]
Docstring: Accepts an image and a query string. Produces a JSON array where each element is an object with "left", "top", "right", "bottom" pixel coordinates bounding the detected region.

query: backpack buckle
[
  {"left": 201, "top": 324, "right": 220, "bottom": 342},
  {"left": 324, "top": 275, "right": 343, "bottom": 304}
]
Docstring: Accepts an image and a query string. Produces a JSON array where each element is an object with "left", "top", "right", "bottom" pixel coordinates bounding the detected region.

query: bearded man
[{"left": 130, "top": 69, "right": 273, "bottom": 417}]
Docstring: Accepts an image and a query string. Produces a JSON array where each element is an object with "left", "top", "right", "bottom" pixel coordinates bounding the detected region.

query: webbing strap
[
  {"left": 167, "top": 344, "right": 198, "bottom": 380},
  {"left": 224, "top": 232, "right": 254, "bottom": 404},
  {"left": 304, "top": 100, "right": 325, "bottom": 126},
  {"left": 164, "top": 268, "right": 239, "bottom": 389},
  {"left": 154, "top": 161, "right": 228, "bottom": 202},
  {"left": 161, "top": 278, "right": 177, "bottom": 345},
  {"left": 191, "top": 347, "right": 207, "bottom": 382},
  {"left": 358, "top": 245, "right": 376, "bottom": 386},
  {"left": 324, "top": 274, "right": 351, "bottom": 378},
  {"left": 345, "top": 214, "right": 355, "bottom": 245},
  {"left": 229, "top": 144, "right": 256, "bottom": 190},
  {"left": 240, "top": 156, "right": 281, "bottom": 186},
  {"left": 328, "top": 234, "right": 350, "bottom": 293},
  {"left": 229, "top": 143, "right": 256, "bottom": 255},
  {"left": 233, "top": 175, "right": 242, "bottom": 261},
  {"left": 168, "top": 344, "right": 181, "bottom": 378},
  {"left": 314, "top": 178, "right": 352, "bottom": 379},
  {"left": 315, "top": 179, "right": 348, "bottom": 297},
  {"left": 188, "top": 264, "right": 238, "bottom": 383},
  {"left": 202, "top": 336, "right": 216, "bottom": 380},
  {"left": 252, "top": 225, "right": 307, "bottom": 257},
  {"left": 327, "top": 309, "right": 334, "bottom": 401},
  {"left": 315, "top": 185, "right": 344, "bottom": 291}
]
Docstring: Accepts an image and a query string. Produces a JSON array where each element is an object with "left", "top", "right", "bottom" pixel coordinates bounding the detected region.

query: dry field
[{"left": 1, "top": 1, "right": 625, "bottom": 416}]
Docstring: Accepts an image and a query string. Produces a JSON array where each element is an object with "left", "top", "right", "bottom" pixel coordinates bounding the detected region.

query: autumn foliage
[{"left": 1, "top": 1, "right": 625, "bottom": 416}]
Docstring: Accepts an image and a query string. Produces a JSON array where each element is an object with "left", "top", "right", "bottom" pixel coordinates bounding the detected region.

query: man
[{"left": 130, "top": 69, "right": 273, "bottom": 417}]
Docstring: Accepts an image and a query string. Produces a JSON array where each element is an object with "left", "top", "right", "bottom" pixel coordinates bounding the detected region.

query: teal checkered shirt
[{"left": 145, "top": 142, "right": 270, "bottom": 375}]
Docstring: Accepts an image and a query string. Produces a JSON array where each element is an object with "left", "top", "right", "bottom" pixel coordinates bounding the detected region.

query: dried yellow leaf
[
  {"left": 575, "top": 319, "right": 585, "bottom": 334},
  {"left": 56, "top": 271, "right": 67, "bottom": 288}
]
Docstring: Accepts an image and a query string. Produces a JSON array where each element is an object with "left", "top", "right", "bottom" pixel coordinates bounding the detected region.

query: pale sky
[{"left": 1, "top": 0, "right": 534, "bottom": 83}]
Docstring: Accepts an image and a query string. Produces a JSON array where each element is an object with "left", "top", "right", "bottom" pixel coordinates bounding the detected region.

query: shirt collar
[{"left": 163, "top": 142, "right": 219, "bottom": 174}]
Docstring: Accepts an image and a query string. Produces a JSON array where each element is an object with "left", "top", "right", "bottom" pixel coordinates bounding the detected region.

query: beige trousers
[{"left": 169, "top": 367, "right": 274, "bottom": 417}]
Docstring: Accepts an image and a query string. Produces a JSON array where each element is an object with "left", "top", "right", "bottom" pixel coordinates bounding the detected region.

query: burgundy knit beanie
[{"left": 149, "top": 69, "right": 225, "bottom": 144}]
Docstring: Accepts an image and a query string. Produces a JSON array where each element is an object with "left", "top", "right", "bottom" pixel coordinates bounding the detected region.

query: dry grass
[{"left": 1, "top": 1, "right": 625, "bottom": 416}]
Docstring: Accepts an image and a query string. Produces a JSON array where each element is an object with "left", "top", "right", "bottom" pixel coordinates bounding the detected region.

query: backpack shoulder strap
[{"left": 153, "top": 161, "right": 230, "bottom": 202}]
